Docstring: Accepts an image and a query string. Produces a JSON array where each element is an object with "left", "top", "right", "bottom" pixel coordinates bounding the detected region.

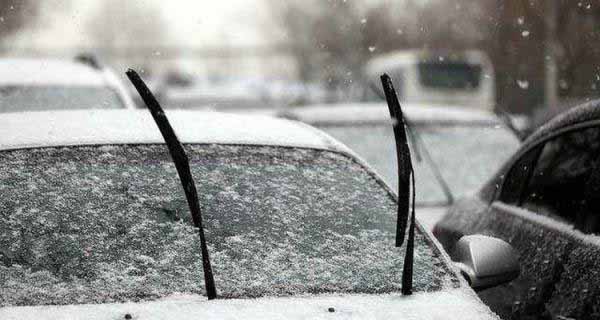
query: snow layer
[
  {"left": 0, "top": 110, "right": 350, "bottom": 153},
  {"left": 0, "top": 59, "right": 106, "bottom": 86},
  {"left": 0, "top": 288, "right": 498, "bottom": 320},
  {"left": 523, "top": 99, "right": 600, "bottom": 148},
  {"left": 492, "top": 202, "right": 600, "bottom": 247},
  {"left": 0, "top": 145, "right": 458, "bottom": 306},
  {"left": 280, "top": 102, "right": 500, "bottom": 125}
]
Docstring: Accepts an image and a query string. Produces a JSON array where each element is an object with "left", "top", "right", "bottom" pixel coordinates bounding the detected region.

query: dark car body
[{"left": 435, "top": 99, "right": 600, "bottom": 320}]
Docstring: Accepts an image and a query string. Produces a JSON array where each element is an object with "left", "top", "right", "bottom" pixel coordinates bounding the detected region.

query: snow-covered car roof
[
  {"left": 0, "top": 58, "right": 108, "bottom": 86},
  {"left": 278, "top": 102, "right": 501, "bottom": 126},
  {"left": 0, "top": 110, "right": 351, "bottom": 152},
  {"left": 523, "top": 99, "right": 600, "bottom": 148}
]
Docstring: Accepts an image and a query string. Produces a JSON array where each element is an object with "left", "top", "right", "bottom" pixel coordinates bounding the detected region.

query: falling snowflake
[{"left": 517, "top": 79, "right": 529, "bottom": 89}]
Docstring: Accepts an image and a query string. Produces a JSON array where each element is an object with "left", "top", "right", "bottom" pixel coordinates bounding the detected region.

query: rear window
[
  {"left": 418, "top": 62, "right": 482, "bottom": 90},
  {"left": 0, "top": 144, "right": 457, "bottom": 306},
  {"left": 0, "top": 86, "right": 125, "bottom": 112}
]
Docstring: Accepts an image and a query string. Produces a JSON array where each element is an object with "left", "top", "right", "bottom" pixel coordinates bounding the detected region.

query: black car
[{"left": 434, "top": 99, "right": 600, "bottom": 320}]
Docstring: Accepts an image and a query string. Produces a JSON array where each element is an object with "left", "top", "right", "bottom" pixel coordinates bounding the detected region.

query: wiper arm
[
  {"left": 126, "top": 69, "right": 218, "bottom": 300},
  {"left": 494, "top": 105, "right": 526, "bottom": 142},
  {"left": 406, "top": 124, "right": 454, "bottom": 205},
  {"left": 380, "top": 73, "right": 415, "bottom": 295}
]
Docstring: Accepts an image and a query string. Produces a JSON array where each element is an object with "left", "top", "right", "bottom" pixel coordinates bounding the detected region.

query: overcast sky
[{"left": 13, "top": 0, "right": 273, "bottom": 48}]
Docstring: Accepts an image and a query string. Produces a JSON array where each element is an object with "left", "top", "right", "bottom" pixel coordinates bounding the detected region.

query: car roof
[
  {"left": 523, "top": 99, "right": 600, "bottom": 147},
  {"left": 0, "top": 110, "right": 352, "bottom": 153},
  {"left": 0, "top": 58, "right": 107, "bottom": 86},
  {"left": 278, "top": 102, "right": 501, "bottom": 126}
]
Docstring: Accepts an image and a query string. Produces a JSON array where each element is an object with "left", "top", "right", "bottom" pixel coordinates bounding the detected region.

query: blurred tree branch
[{"left": 269, "top": 0, "right": 599, "bottom": 111}]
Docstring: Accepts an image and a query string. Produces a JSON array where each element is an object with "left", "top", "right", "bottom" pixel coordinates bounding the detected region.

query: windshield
[
  {"left": 0, "top": 144, "right": 457, "bottom": 306},
  {"left": 418, "top": 62, "right": 482, "bottom": 90},
  {"left": 321, "top": 123, "right": 520, "bottom": 204},
  {"left": 0, "top": 86, "right": 125, "bottom": 112}
]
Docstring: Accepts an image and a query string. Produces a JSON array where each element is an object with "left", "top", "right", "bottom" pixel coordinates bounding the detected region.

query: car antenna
[
  {"left": 380, "top": 73, "right": 416, "bottom": 295},
  {"left": 125, "top": 69, "right": 218, "bottom": 300}
]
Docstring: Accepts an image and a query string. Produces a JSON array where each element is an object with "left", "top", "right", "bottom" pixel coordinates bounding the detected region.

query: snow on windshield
[
  {"left": 0, "top": 144, "right": 458, "bottom": 306},
  {"left": 321, "top": 123, "right": 520, "bottom": 204}
]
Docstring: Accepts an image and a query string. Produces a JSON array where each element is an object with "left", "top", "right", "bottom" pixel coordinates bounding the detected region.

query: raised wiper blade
[
  {"left": 126, "top": 69, "right": 218, "bottom": 300},
  {"left": 380, "top": 74, "right": 412, "bottom": 248},
  {"left": 368, "top": 77, "right": 453, "bottom": 204},
  {"left": 367, "top": 80, "right": 423, "bottom": 162},
  {"left": 381, "top": 73, "right": 416, "bottom": 295}
]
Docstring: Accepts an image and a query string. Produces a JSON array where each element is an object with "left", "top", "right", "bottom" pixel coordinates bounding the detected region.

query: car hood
[{"left": 1, "top": 288, "right": 498, "bottom": 320}]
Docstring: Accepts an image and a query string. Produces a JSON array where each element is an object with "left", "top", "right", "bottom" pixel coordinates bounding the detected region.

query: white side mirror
[{"left": 453, "top": 235, "right": 520, "bottom": 290}]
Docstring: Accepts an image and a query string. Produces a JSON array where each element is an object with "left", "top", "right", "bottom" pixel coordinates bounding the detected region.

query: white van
[{"left": 365, "top": 50, "right": 495, "bottom": 109}]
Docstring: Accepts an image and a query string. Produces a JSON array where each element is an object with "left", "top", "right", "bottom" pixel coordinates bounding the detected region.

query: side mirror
[{"left": 453, "top": 235, "right": 519, "bottom": 290}]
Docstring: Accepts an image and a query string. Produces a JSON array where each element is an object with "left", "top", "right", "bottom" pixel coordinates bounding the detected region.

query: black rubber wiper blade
[
  {"left": 368, "top": 80, "right": 423, "bottom": 161},
  {"left": 126, "top": 69, "right": 218, "bottom": 300},
  {"left": 369, "top": 78, "right": 453, "bottom": 204},
  {"left": 380, "top": 73, "right": 412, "bottom": 248},
  {"left": 380, "top": 73, "right": 416, "bottom": 295}
]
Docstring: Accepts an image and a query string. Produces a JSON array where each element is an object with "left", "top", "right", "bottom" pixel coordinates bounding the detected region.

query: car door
[{"left": 479, "top": 124, "right": 600, "bottom": 319}]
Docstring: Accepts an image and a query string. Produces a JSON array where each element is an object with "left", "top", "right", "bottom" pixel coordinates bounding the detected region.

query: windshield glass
[
  {"left": 418, "top": 62, "right": 482, "bottom": 90},
  {"left": 0, "top": 86, "right": 125, "bottom": 112},
  {"left": 321, "top": 123, "right": 520, "bottom": 204},
  {"left": 0, "top": 144, "right": 457, "bottom": 306}
]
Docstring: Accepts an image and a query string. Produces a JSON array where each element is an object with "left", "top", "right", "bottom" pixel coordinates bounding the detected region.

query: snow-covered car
[
  {"left": 434, "top": 99, "right": 600, "bottom": 319},
  {"left": 278, "top": 102, "right": 521, "bottom": 229},
  {"left": 0, "top": 109, "right": 509, "bottom": 319},
  {"left": 0, "top": 56, "right": 135, "bottom": 113}
]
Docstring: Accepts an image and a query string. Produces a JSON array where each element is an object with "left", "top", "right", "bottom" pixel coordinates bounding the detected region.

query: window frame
[{"left": 494, "top": 119, "right": 600, "bottom": 205}]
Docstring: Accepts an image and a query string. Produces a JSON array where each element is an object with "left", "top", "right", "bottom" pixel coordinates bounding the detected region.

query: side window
[
  {"left": 499, "top": 145, "right": 543, "bottom": 205},
  {"left": 501, "top": 127, "right": 600, "bottom": 234}
]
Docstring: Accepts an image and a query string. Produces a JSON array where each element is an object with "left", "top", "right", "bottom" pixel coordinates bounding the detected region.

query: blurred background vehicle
[
  {"left": 1, "top": 1, "right": 597, "bottom": 119},
  {"left": 364, "top": 50, "right": 495, "bottom": 109},
  {"left": 433, "top": 99, "right": 600, "bottom": 319},
  {"left": 279, "top": 102, "right": 521, "bottom": 229},
  {"left": 139, "top": 70, "right": 329, "bottom": 110},
  {"left": 0, "top": 56, "right": 135, "bottom": 112}
]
